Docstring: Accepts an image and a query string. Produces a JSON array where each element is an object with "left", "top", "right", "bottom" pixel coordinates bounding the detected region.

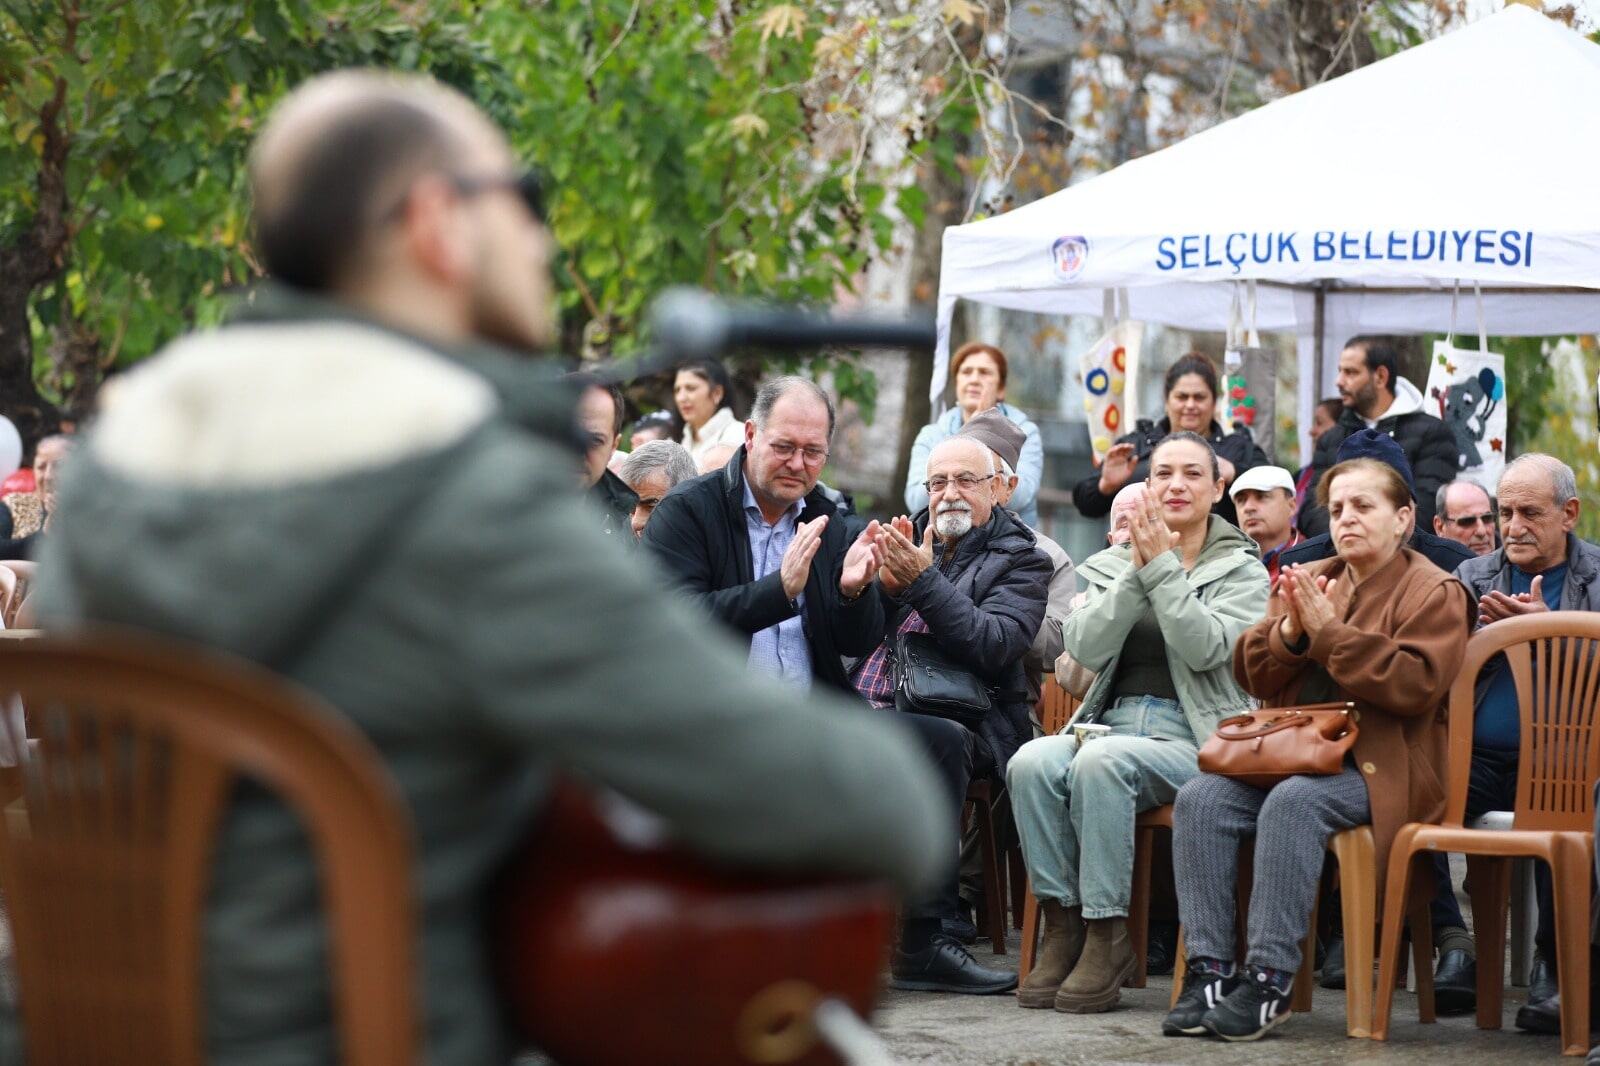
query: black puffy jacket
[
  {"left": 1071, "top": 417, "right": 1267, "bottom": 527},
  {"left": 1297, "top": 392, "right": 1460, "bottom": 536},
  {"left": 865, "top": 506, "right": 1051, "bottom": 776}
]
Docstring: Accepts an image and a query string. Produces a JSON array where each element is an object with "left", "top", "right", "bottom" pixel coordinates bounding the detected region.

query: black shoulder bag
[{"left": 893, "top": 631, "right": 993, "bottom": 729}]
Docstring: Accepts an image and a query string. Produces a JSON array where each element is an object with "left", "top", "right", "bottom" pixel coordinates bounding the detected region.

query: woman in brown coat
[{"left": 1163, "top": 457, "right": 1471, "bottom": 1042}]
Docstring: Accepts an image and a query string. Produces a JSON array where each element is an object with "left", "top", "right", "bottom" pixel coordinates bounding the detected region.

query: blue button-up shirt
[{"left": 743, "top": 479, "right": 812, "bottom": 688}]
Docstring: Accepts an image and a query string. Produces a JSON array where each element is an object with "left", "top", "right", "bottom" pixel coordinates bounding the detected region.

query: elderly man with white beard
[{"left": 851, "top": 435, "right": 1052, "bottom": 994}]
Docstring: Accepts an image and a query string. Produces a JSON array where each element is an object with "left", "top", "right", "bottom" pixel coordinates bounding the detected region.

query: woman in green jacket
[{"left": 1008, "top": 431, "right": 1269, "bottom": 1014}]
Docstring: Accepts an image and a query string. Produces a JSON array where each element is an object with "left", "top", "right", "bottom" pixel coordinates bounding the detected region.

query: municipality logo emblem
[{"left": 1051, "top": 235, "right": 1089, "bottom": 280}]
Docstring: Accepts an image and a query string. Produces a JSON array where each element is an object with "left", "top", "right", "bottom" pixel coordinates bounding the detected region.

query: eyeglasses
[
  {"left": 766, "top": 441, "right": 829, "bottom": 466},
  {"left": 381, "top": 169, "right": 546, "bottom": 223},
  {"left": 452, "top": 170, "right": 545, "bottom": 222},
  {"left": 923, "top": 473, "right": 990, "bottom": 494},
  {"left": 1447, "top": 511, "right": 1496, "bottom": 530}
]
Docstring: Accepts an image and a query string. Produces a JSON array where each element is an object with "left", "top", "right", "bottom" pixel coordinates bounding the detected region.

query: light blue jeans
[{"left": 1007, "top": 695, "right": 1199, "bottom": 918}]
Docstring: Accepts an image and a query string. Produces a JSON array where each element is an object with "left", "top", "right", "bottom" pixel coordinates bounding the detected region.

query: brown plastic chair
[
  {"left": 0, "top": 631, "right": 418, "bottom": 1066},
  {"left": 1374, "top": 611, "right": 1600, "bottom": 1056},
  {"left": 966, "top": 777, "right": 1009, "bottom": 953},
  {"left": 1036, "top": 675, "right": 1079, "bottom": 738},
  {"left": 1126, "top": 804, "right": 1174, "bottom": 990}
]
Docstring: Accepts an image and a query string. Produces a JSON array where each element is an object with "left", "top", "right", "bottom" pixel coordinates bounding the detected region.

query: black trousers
[
  {"left": 899, "top": 712, "right": 990, "bottom": 922},
  {"left": 1430, "top": 747, "right": 1555, "bottom": 956}
]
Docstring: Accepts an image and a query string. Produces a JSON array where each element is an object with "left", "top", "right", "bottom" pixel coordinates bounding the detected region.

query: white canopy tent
[{"left": 935, "top": 4, "right": 1600, "bottom": 455}]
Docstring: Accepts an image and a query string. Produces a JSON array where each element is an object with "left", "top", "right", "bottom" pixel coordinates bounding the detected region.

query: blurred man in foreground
[{"left": 32, "top": 71, "right": 946, "bottom": 1066}]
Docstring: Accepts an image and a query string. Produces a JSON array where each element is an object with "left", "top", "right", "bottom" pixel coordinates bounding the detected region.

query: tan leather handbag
[{"left": 1196, "top": 702, "right": 1358, "bottom": 789}]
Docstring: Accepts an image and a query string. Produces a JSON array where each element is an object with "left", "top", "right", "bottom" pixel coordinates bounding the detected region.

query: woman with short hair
[
  {"left": 1164, "top": 457, "right": 1470, "bottom": 1042},
  {"left": 904, "top": 342, "right": 1043, "bottom": 527},
  {"left": 1009, "top": 431, "right": 1268, "bottom": 1014}
]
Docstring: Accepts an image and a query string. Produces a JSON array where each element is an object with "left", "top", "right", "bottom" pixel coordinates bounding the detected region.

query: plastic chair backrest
[
  {"left": 0, "top": 631, "right": 417, "bottom": 1066},
  {"left": 1444, "top": 610, "right": 1600, "bottom": 833},
  {"left": 1038, "top": 675, "right": 1080, "bottom": 737}
]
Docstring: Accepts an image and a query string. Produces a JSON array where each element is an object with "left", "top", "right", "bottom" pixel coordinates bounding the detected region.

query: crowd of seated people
[{"left": 621, "top": 337, "right": 1599, "bottom": 1050}]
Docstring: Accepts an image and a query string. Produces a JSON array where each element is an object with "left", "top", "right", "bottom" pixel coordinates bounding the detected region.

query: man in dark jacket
[
  {"left": 853, "top": 435, "right": 1052, "bottom": 995},
  {"left": 1297, "top": 335, "right": 1460, "bottom": 536},
  {"left": 1430, "top": 453, "right": 1597, "bottom": 1028},
  {"left": 643, "top": 376, "right": 886, "bottom": 693},
  {"left": 568, "top": 372, "right": 638, "bottom": 536},
  {"left": 1277, "top": 429, "right": 1475, "bottom": 576}
]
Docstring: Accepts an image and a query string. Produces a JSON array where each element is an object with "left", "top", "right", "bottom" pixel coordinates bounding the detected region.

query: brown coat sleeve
[
  {"left": 1233, "top": 592, "right": 1309, "bottom": 704},
  {"left": 1306, "top": 579, "right": 1469, "bottom": 717}
]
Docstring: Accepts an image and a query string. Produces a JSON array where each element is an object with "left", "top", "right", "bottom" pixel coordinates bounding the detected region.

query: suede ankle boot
[
  {"left": 1017, "top": 900, "right": 1084, "bottom": 1008},
  {"left": 1054, "top": 916, "right": 1136, "bottom": 1013}
]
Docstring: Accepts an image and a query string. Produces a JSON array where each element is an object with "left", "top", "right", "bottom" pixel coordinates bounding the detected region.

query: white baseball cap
[{"left": 1228, "top": 465, "right": 1296, "bottom": 500}]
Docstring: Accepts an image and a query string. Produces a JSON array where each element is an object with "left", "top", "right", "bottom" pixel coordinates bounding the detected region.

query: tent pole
[{"left": 1312, "top": 282, "right": 1327, "bottom": 395}]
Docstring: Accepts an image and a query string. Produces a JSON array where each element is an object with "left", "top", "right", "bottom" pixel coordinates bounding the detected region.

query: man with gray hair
[
  {"left": 1433, "top": 478, "right": 1497, "bottom": 557},
  {"left": 851, "top": 435, "right": 1052, "bottom": 995},
  {"left": 618, "top": 440, "right": 696, "bottom": 540},
  {"left": 644, "top": 375, "right": 888, "bottom": 692},
  {"left": 1428, "top": 452, "right": 1596, "bottom": 1025}
]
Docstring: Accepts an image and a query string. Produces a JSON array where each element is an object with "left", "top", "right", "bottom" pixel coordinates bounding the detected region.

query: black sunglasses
[
  {"left": 1447, "top": 511, "right": 1496, "bottom": 530},
  {"left": 383, "top": 169, "right": 546, "bottom": 223},
  {"left": 450, "top": 169, "right": 545, "bottom": 223}
]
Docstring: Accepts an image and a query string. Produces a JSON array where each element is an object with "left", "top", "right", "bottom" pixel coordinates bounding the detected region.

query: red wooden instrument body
[{"left": 495, "top": 784, "right": 897, "bottom": 1066}]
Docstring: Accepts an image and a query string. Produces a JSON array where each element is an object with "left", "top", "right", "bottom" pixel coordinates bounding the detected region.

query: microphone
[{"left": 648, "top": 287, "right": 935, "bottom": 359}]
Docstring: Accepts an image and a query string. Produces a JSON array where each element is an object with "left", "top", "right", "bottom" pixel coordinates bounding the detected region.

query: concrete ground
[{"left": 872, "top": 930, "right": 1574, "bottom": 1065}]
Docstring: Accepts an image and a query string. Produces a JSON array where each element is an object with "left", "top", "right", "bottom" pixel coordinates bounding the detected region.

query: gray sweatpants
[{"left": 1173, "top": 766, "right": 1370, "bottom": 972}]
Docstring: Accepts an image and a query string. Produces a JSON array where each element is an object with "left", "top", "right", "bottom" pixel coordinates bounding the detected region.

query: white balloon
[{"left": 0, "top": 417, "right": 21, "bottom": 477}]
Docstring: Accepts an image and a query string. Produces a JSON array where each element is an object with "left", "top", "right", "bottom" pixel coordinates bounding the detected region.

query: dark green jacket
[{"left": 31, "top": 295, "right": 948, "bottom": 1066}]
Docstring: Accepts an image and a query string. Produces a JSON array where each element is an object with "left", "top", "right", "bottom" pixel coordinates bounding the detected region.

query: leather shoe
[
  {"left": 1320, "top": 935, "right": 1346, "bottom": 990},
  {"left": 1515, "top": 953, "right": 1560, "bottom": 1033},
  {"left": 890, "top": 934, "right": 1018, "bottom": 995},
  {"left": 1517, "top": 990, "right": 1563, "bottom": 1035},
  {"left": 1432, "top": 948, "right": 1476, "bottom": 1016},
  {"left": 1145, "top": 921, "right": 1178, "bottom": 977},
  {"left": 1515, "top": 954, "right": 1600, "bottom": 1035}
]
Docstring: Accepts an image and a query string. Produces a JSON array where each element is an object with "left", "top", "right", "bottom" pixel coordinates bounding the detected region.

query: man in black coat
[
  {"left": 1297, "top": 335, "right": 1460, "bottom": 536},
  {"left": 643, "top": 377, "right": 886, "bottom": 693},
  {"left": 852, "top": 435, "right": 1052, "bottom": 996},
  {"left": 568, "top": 372, "right": 638, "bottom": 537}
]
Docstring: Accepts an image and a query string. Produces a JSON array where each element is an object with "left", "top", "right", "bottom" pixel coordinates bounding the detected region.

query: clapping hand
[
  {"left": 839, "top": 520, "right": 884, "bottom": 599},
  {"left": 1098, "top": 443, "right": 1138, "bottom": 495},
  {"left": 779, "top": 514, "right": 827, "bottom": 600},
  {"left": 1126, "top": 487, "right": 1180, "bottom": 569},
  {"left": 877, "top": 516, "right": 933, "bottom": 595},
  {"left": 1478, "top": 575, "right": 1548, "bottom": 626},
  {"left": 1279, "top": 564, "right": 1344, "bottom": 642}
]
